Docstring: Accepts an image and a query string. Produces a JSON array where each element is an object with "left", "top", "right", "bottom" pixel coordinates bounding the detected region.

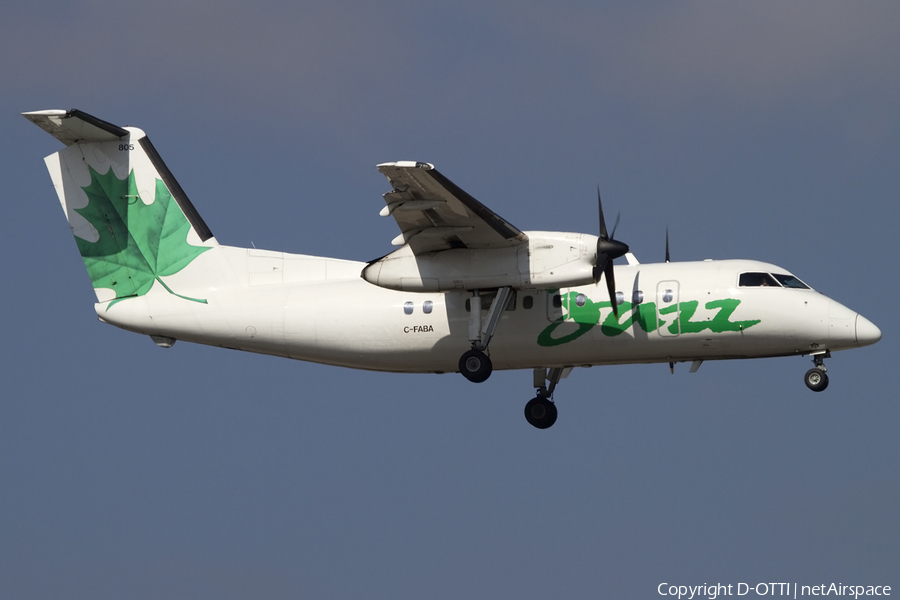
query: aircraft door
[
  {"left": 546, "top": 289, "right": 564, "bottom": 322},
  {"left": 656, "top": 281, "right": 680, "bottom": 336}
]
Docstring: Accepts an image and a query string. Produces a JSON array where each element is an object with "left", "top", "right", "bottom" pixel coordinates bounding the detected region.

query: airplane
[{"left": 24, "top": 108, "right": 882, "bottom": 429}]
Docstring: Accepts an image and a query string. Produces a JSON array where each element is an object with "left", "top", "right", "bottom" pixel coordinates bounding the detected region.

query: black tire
[
  {"left": 524, "top": 397, "right": 558, "bottom": 429},
  {"left": 804, "top": 368, "right": 829, "bottom": 392},
  {"left": 459, "top": 349, "right": 492, "bottom": 383}
]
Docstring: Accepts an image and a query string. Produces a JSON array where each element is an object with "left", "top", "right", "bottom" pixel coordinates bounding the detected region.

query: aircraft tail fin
[{"left": 25, "top": 109, "right": 219, "bottom": 305}]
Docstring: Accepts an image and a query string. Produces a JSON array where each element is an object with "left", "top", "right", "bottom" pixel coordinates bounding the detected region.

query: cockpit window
[
  {"left": 772, "top": 273, "right": 810, "bottom": 289},
  {"left": 739, "top": 272, "right": 781, "bottom": 287}
]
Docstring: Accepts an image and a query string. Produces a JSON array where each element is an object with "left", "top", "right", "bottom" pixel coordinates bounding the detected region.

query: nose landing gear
[
  {"left": 524, "top": 367, "right": 570, "bottom": 429},
  {"left": 804, "top": 352, "right": 830, "bottom": 392},
  {"left": 525, "top": 395, "right": 558, "bottom": 429}
]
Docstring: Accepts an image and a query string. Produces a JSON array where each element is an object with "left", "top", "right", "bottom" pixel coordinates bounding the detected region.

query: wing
[{"left": 377, "top": 162, "right": 528, "bottom": 252}]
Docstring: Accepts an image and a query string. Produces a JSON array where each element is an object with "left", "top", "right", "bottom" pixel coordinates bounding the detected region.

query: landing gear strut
[
  {"left": 458, "top": 288, "right": 511, "bottom": 383},
  {"left": 524, "top": 367, "right": 568, "bottom": 429},
  {"left": 804, "top": 352, "right": 830, "bottom": 392}
]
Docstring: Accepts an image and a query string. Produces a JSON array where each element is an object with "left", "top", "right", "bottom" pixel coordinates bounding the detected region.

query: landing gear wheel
[
  {"left": 524, "top": 396, "right": 558, "bottom": 429},
  {"left": 459, "top": 349, "right": 492, "bottom": 383},
  {"left": 804, "top": 368, "right": 829, "bottom": 392}
]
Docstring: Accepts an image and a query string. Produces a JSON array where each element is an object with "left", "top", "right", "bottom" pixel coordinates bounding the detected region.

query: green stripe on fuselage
[{"left": 537, "top": 292, "right": 759, "bottom": 347}]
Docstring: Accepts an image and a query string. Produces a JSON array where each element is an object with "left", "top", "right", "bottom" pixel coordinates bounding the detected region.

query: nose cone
[{"left": 856, "top": 314, "right": 882, "bottom": 347}]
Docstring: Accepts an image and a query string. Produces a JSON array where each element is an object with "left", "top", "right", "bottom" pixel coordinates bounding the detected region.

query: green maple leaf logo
[{"left": 74, "top": 166, "right": 211, "bottom": 307}]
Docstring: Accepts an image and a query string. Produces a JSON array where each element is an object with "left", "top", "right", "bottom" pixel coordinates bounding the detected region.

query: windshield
[
  {"left": 739, "top": 271, "right": 812, "bottom": 289},
  {"left": 739, "top": 272, "right": 780, "bottom": 287},
  {"left": 772, "top": 273, "right": 810, "bottom": 289}
]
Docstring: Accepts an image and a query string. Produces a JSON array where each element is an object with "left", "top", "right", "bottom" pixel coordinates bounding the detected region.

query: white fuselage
[{"left": 95, "top": 244, "right": 875, "bottom": 373}]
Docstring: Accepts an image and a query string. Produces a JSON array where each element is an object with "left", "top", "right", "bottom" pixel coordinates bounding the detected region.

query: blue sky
[{"left": 1, "top": 2, "right": 898, "bottom": 598}]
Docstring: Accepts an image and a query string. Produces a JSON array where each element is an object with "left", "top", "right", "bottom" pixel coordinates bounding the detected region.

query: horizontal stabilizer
[{"left": 22, "top": 109, "right": 129, "bottom": 146}]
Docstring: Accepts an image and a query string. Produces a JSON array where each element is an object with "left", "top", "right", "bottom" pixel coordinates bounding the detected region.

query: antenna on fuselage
[
  {"left": 665, "top": 227, "right": 671, "bottom": 263},
  {"left": 667, "top": 230, "right": 673, "bottom": 375}
]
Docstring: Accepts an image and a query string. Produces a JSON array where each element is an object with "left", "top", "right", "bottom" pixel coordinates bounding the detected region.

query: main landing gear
[
  {"left": 459, "top": 348, "right": 492, "bottom": 383},
  {"left": 458, "top": 287, "right": 512, "bottom": 384},
  {"left": 804, "top": 352, "right": 830, "bottom": 392}
]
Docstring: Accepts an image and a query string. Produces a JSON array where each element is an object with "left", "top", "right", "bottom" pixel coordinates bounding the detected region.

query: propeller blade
[
  {"left": 604, "top": 261, "right": 619, "bottom": 318},
  {"left": 593, "top": 247, "right": 613, "bottom": 283},
  {"left": 592, "top": 256, "right": 606, "bottom": 284},
  {"left": 610, "top": 211, "right": 621, "bottom": 240},
  {"left": 597, "top": 187, "right": 609, "bottom": 240}
]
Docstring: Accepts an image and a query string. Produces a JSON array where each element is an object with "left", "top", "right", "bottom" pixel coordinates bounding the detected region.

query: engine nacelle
[{"left": 361, "top": 232, "right": 598, "bottom": 292}]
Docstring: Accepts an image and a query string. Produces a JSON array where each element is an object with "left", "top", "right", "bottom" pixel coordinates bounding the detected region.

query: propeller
[{"left": 592, "top": 188, "right": 630, "bottom": 317}]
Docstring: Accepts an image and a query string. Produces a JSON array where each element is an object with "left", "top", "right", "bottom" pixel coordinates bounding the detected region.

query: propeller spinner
[{"left": 592, "top": 188, "right": 629, "bottom": 317}]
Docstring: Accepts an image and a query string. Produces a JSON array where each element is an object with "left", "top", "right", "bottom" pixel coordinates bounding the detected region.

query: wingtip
[
  {"left": 22, "top": 109, "right": 70, "bottom": 125},
  {"left": 22, "top": 109, "right": 69, "bottom": 116},
  {"left": 377, "top": 161, "right": 434, "bottom": 170}
]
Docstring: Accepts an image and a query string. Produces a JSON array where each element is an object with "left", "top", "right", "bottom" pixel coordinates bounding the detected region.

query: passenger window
[
  {"left": 615, "top": 291, "right": 625, "bottom": 305},
  {"left": 739, "top": 272, "right": 781, "bottom": 287},
  {"left": 575, "top": 293, "right": 586, "bottom": 308},
  {"left": 423, "top": 300, "right": 434, "bottom": 314},
  {"left": 523, "top": 295, "right": 534, "bottom": 309},
  {"left": 772, "top": 273, "right": 810, "bottom": 289},
  {"left": 632, "top": 290, "right": 644, "bottom": 304},
  {"left": 552, "top": 294, "right": 562, "bottom": 308},
  {"left": 403, "top": 301, "right": 414, "bottom": 315}
]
